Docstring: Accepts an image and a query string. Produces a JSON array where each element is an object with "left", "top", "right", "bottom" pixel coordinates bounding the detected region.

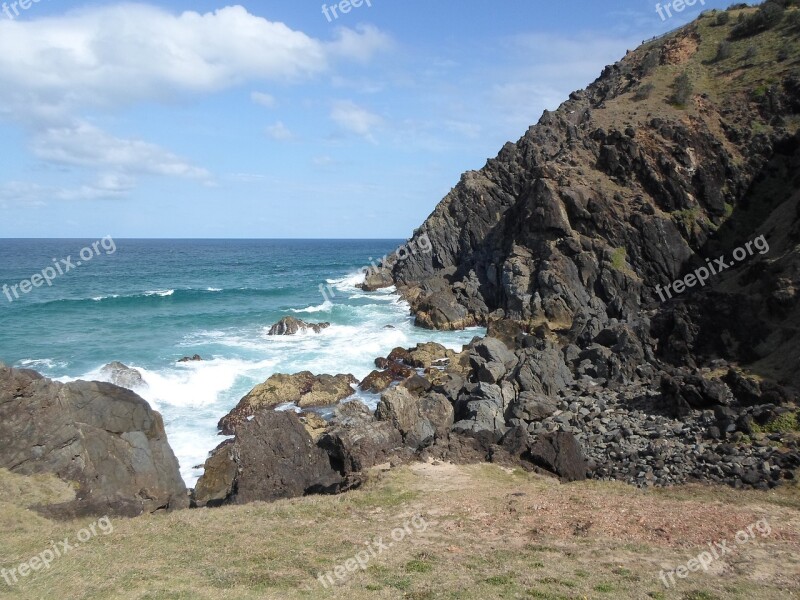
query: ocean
[{"left": 0, "top": 239, "right": 483, "bottom": 486}]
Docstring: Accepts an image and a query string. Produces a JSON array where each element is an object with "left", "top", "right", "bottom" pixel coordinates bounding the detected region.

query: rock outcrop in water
[
  {"left": 0, "top": 365, "right": 188, "bottom": 518},
  {"left": 100, "top": 361, "right": 146, "bottom": 390},
  {"left": 267, "top": 316, "right": 331, "bottom": 335}
]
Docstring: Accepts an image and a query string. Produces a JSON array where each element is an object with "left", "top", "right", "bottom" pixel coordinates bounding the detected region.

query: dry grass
[{"left": 1, "top": 463, "right": 799, "bottom": 599}]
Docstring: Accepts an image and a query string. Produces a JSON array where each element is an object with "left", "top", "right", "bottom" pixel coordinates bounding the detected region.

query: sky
[{"left": 0, "top": 0, "right": 741, "bottom": 238}]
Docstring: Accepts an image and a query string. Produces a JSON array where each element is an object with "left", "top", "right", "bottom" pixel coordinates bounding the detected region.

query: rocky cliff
[{"left": 387, "top": 4, "right": 800, "bottom": 390}]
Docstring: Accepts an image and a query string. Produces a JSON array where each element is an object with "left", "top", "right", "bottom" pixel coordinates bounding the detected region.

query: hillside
[{"left": 383, "top": 4, "right": 800, "bottom": 389}]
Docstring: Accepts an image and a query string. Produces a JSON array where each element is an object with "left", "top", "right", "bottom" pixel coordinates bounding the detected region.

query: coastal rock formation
[
  {"left": 386, "top": 8, "right": 800, "bottom": 392},
  {"left": 218, "top": 371, "right": 357, "bottom": 434},
  {"left": 376, "top": 386, "right": 454, "bottom": 448},
  {"left": 319, "top": 401, "right": 403, "bottom": 474},
  {"left": 356, "top": 8, "right": 800, "bottom": 491},
  {"left": 268, "top": 316, "right": 330, "bottom": 335},
  {"left": 0, "top": 365, "right": 188, "bottom": 518},
  {"left": 178, "top": 354, "right": 203, "bottom": 362},
  {"left": 100, "top": 361, "right": 146, "bottom": 389},
  {"left": 195, "top": 411, "right": 348, "bottom": 507},
  {"left": 358, "top": 268, "right": 394, "bottom": 292}
]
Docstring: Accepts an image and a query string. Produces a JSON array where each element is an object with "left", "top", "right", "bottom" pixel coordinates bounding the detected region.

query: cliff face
[{"left": 391, "top": 6, "right": 800, "bottom": 387}]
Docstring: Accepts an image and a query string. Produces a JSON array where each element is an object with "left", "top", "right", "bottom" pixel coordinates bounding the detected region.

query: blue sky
[{"left": 0, "top": 0, "right": 738, "bottom": 238}]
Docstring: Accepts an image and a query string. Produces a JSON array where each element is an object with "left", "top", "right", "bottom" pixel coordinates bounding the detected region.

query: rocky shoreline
[{"left": 2, "top": 8, "right": 800, "bottom": 519}]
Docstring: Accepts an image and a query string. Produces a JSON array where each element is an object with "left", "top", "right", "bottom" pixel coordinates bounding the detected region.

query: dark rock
[
  {"left": 359, "top": 370, "right": 395, "bottom": 393},
  {"left": 268, "top": 316, "right": 330, "bottom": 336},
  {"left": 528, "top": 431, "right": 588, "bottom": 482},
  {"left": 178, "top": 354, "right": 203, "bottom": 362},
  {"left": 0, "top": 365, "right": 188, "bottom": 518},
  {"left": 320, "top": 401, "right": 403, "bottom": 474},
  {"left": 195, "top": 411, "right": 348, "bottom": 507}
]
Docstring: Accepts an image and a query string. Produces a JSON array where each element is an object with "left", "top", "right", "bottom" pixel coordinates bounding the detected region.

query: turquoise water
[{"left": 0, "top": 239, "right": 482, "bottom": 485}]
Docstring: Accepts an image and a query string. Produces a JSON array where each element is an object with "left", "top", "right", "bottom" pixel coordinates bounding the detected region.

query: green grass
[
  {"left": 611, "top": 247, "right": 628, "bottom": 271},
  {"left": 752, "top": 411, "right": 800, "bottom": 434}
]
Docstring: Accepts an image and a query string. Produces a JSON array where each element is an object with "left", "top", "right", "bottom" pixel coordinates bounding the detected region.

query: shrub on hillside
[
  {"left": 730, "top": 1, "right": 786, "bottom": 39},
  {"left": 633, "top": 83, "right": 655, "bottom": 101},
  {"left": 641, "top": 50, "right": 660, "bottom": 75},
  {"left": 715, "top": 11, "right": 731, "bottom": 26},
  {"left": 714, "top": 41, "right": 733, "bottom": 62},
  {"left": 670, "top": 72, "right": 694, "bottom": 107}
]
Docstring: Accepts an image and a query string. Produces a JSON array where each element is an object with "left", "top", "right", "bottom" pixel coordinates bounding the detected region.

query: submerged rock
[{"left": 178, "top": 354, "right": 204, "bottom": 362}]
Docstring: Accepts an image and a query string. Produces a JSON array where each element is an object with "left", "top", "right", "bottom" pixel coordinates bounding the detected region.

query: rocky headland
[{"left": 2, "top": 6, "right": 800, "bottom": 519}]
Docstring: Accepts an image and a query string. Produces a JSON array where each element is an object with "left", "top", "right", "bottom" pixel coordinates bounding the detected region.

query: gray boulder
[
  {"left": 0, "top": 365, "right": 188, "bottom": 518},
  {"left": 452, "top": 383, "right": 508, "bottom": 437},
  {"left": 376, "top": 387, "right": 454, "bottom": 448},
  {"left": 319, "top": 401, "right": 403, "bottom": 473},
  {"left": 100, "top": 361, "right": 146, "bottom": 390},
  {"left": 508, "top": 391, "right": 559, "bottom": 422}
]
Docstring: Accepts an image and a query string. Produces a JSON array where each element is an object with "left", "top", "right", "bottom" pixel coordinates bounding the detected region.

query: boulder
[
  {"left": 358, "top": 267, "right": 394, "bottom": 292},
  {"left": 514, "top": 343, "right": 574, "bottom": 395},
  {"left": 360, "top": 370, "right": 398, "bottom": 394},
  {"left": 0, "top": 365, "right": 188, "bottom": 518},
  {"left": 268, "top": 316, "right": 330, "bottom": 336},
  {"left": 100, "top": 361, "right": 146, "bottom": 389},
  {"left": 178, "top": 354, "right": 203, "bottom": 362},
  {"left": 527, "top": 431, "right": 588, "bottom": 482},
  {"left": 407, "top": 342, "right": 456, "bottom": 368},
  {"left": 452, "top": 383, "right": 508, "bottom": 436},
  {"left": 376, "top": 387, "right": 454, "bottom": 448},
  {"left": 319, "top": 401, "right": 403, "bottom": 474},
  {"left": 508, "top": 391, "right": 559, "bottom": 422},
  {"left": 219, "top": 371, "right": 356, "bottom": 434},
  {"left": 192, "top": 440, "right": 237, "bottom": 508},
  {"left": 195, "top": 411, "right": 347, "bottom": 507}
]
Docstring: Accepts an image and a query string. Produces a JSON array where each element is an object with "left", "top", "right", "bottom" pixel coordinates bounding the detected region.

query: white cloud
[
  {"left": 0, "top": 173, "right": 136, "bottom": 203},
  {"left": 251, "top": 92, "right": 277, "bottom": 108},
  {"left": 30, "top": 121, "right": 210, "bottom": 179},
  {"left": 327, "top": 25, "right": 393, "bottom": 64},
  {"left": 0, "top": 4, "right": 390, "bottom": 201},
  {"left": 330, "top": 100, "right": 383, "bottom": 142},
  {"left": 265, "top": 121, "right": 293, "bottom": 141}
]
